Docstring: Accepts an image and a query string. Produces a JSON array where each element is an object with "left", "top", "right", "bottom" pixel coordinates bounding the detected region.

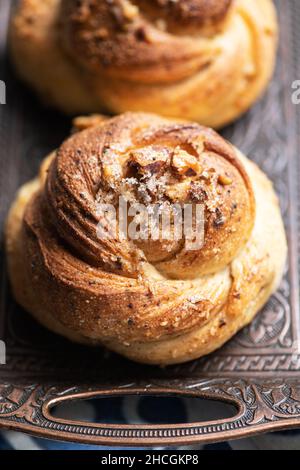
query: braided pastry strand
[
  {"left": 10, "top": 0, "right": 278, "bottom": 127},
  {"left": 6, "top": 113, "right": 287, "bottom": 365}
]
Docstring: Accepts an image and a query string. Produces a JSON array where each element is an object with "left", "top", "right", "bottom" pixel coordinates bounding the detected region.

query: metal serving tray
[{"left": 0, "top": 0, "right": 300, "bottom": 446}]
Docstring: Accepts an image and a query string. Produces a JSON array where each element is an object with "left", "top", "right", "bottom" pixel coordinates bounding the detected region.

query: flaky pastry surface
[
  {"left": 10, "top": 0, "right": 277, "bottom": 127},
  {"left": 6, "top": 113, "right": 287, "bottom": 365}
]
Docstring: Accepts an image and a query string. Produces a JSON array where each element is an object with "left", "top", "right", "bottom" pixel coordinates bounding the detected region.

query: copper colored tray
[{"left": 1, "top": 0, "right": 300, "bottom": 447}]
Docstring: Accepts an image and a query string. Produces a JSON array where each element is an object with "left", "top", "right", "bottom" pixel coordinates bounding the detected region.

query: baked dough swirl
[
  {"left": 10, "top": 0, "right": 278, "bottom": 127},
  {"left": 6, "top": 113, "right": 287, "bottom": 365}
]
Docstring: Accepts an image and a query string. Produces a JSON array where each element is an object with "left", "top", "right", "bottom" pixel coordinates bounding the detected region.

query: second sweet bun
[
  {"left": 6, "top": 112, "right": 287, "bottom": 365},
  {"left": 10, "top": 0, "right": 278, "bottom": 128}
]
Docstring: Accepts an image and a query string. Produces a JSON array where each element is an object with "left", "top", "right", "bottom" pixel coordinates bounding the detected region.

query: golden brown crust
[
  {"left": 5, "top": 113, "right": 287, "bottom": 365},
  {"left": 61, "top": 0, "right": 233, "bottom": 81},
  {"left": 135, "top": 0, "right": 233, "bottom": 27},
  {"left": 10, "top": 0, "right": 278, "bottom": 127},
  {"left": 41, "top": 113, "right": 255, "bottom": 279}
]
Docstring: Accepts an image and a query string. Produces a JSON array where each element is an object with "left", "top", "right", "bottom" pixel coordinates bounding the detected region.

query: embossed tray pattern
[{"left": 0, "top": 0, "right": 300, "bottom": 446}]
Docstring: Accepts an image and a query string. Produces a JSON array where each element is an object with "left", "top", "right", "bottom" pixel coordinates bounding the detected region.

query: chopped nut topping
[
  {"left": 143, "top": 161, "right": 166, "bottom": 176},
  {"left": 122, "top": 1, "right": 139, "bottom": 20},
  {"left": 96, "top": 27, "right": 109, "bottom": 39},
  {"left": 189, "top": 181, "right": 208, "bottom": 202},
  {"left": 218, "top": 174, "right": 232, "bottom": 186},
  {"left": 172, "top": 147, "right": 202, "bottom": 176},
  {"left": 129, "top": 147, "right": 169, "bottom": 168},
  {"left": 103, "top": 166, "right": 114, "bottom": 178},
  {"left": 201, "top": 170, "right": 210, "bottom": 180},
  {"left": 166, "top": 180, "right": 190, "bottom": 201}
]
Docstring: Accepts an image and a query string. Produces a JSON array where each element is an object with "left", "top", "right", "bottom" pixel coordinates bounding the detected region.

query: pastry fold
[
  {"left": 6, "top": 113, "right": 287, "bottom": 365},
  {"left": 10, "top": 0, "right": 278, "bottom": 127}
]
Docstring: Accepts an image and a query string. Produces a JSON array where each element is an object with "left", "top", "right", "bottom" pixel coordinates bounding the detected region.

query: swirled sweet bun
[
  {"left": 10, "top": 0, "right": 278, "bottom": 128},
  {"left": 5, "top": 112, "right": 287, "bottom": 365}
]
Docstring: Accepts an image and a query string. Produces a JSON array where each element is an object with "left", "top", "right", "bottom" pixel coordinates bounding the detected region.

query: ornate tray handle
[
  {"left": 2, "top": 381, "right": 300, "bottom": 446},
  {"left": 43, "top": 387, "right": 244, "bottom": 446}
]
